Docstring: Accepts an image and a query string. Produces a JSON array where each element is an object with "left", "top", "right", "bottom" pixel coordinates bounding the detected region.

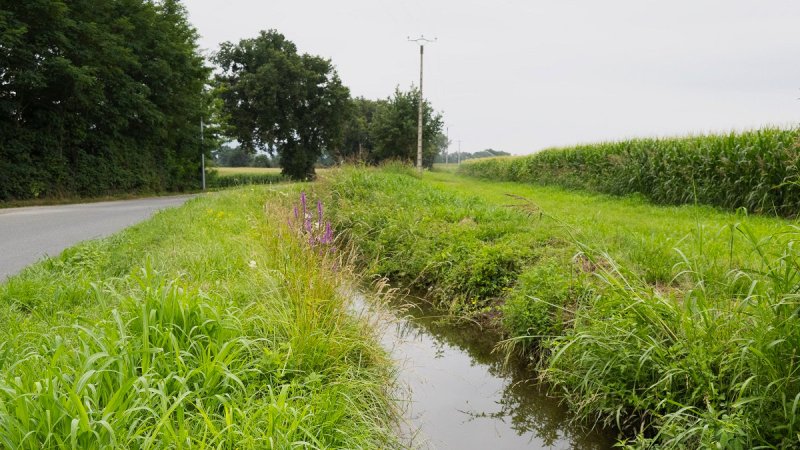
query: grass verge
[
  {"left": 322, "top": 165, "right": 800, "bottom": 448},
  {"left": 0, "top": 186, "right": 398, "bottom": 448}
]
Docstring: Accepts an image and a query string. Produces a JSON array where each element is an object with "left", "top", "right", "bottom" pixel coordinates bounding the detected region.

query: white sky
[{"left": 183, "top": 0, "right": 800, "bottom": 155}]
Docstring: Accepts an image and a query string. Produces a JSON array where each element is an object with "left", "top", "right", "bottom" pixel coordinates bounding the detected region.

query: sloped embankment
[{"left": 323, "top": 166, "right": 800, "bottom": 448}]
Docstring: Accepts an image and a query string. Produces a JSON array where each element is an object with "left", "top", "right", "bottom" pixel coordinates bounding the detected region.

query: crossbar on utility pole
[{"left": 408, "top": 35, "right": 436, "bottom": 172}]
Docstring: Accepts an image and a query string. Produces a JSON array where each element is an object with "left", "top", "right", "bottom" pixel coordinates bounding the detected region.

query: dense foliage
[
  {"left": 212, "top": 144, "right": 278, "bottom": 168},
  {"left": 0, "top": 0, "right": 211, "bottom": 201},
  {"left": 335, "top": 91, "right": 445, "bottom": 167},
  {"left": 459, "top": 128, "right": 800, "bottom": 216},
  {"left": 214, "top": 30, "right": 349, "bottom": 180},
  {"left": 324, "top": 167, "right": 800, "bottom": 448}
]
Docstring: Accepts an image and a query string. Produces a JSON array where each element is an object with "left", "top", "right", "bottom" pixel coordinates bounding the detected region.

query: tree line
[
  {"left": 1, "top": 0, "right": 209, "bottom": 200},
  {"left": 1, "top": 2, "right": 463, "bottom": 200}
]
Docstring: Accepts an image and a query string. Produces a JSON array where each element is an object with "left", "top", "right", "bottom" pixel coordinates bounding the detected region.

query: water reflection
[{"left": 354, "top": 294, "right": 614, "bottom": 449}]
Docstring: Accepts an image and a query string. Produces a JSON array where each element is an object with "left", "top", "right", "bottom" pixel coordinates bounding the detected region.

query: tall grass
[
  {"left": 322, "top": 166, "right": 800, "bottom": 448},
  {"left": 546, "top": 226, "right": 800, "bottom": 448},
  {"left": 0, "top": 186, "right": 398, "bottom": 448},
  {"left": 459, "top": 128, "right": 800, "bottom": 217}
]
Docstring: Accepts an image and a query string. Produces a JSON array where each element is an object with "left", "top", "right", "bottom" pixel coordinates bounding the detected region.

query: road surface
[{"left": 0, "top": 196, "right": 193, "bottom": 279}]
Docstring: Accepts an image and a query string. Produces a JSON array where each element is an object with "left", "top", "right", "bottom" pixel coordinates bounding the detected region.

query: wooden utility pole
[{"left": 408, "top": 35, "right": 436, "bottom": 172}]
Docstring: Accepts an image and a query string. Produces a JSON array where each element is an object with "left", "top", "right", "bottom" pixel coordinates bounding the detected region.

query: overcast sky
[{"left": 183, "top": 0, "right": 799, "bottom": 155}]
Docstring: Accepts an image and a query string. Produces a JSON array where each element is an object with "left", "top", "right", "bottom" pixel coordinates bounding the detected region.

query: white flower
[{"left": 248, "top": 260, "right": 257, "bottom": 269}]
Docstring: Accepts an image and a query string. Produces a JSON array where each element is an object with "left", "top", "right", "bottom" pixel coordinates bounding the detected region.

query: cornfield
[{"left": 459, "top": 128, "right": 800, "bottom": 217}]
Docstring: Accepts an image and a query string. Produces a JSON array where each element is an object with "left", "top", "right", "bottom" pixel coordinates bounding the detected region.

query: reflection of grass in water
[{"left": 395, "top": 295, "right": 615, "bottom": 449}]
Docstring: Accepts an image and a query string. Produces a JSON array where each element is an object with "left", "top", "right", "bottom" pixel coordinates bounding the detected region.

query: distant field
[
  {"left": 215, "top": 167, "right": 282, "bottom": 176},
  {"left": 432, "top": 163, "right": 461, "bottom": 173}
]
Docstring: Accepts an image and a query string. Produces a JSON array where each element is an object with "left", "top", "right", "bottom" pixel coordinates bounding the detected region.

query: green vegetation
[
  {"left": 459, "top": 128, "right": 800, "bottom": 217},
  {"left": 0, "top": 0, "right": 210, "bottom": 201},
  {"left": 215, "top": 167, "right": 283, "bottom": 176},
  {"left": 208, "top": 168, "right": 286, "bottom": 188},
  {"left": 212, "top": 145, "right": 279, "bottom": 169},
  {"left": 0, "top": 187, "right": 397, "bottom": 448},
  {"left": 214, "top": 30, "right": 350, "bottom": 180},
  {"left": 2, "top": 7, "right": 451, "bottom": 199},
  {"left": 434, "top": 148, "right": 510, "bottom": 164},
  {"left": 323, "top": 166, "right": 800, "bottom": 448}
]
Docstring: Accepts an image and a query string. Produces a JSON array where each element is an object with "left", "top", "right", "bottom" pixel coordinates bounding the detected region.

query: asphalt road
[{"left": 0, "top": 195, "right": 193, "bottom": 279}]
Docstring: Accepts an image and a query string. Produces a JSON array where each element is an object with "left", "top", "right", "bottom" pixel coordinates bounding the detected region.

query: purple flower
[
  {"left": 317, "top": 200, "right": 323, "bottom": 225},
  {"left": 300, "top": 192, "right": 307, "bottom": 219},
  {"left": 293, "top": 206, "right": 299, "bottom": 220},
  {"left": 322, "top": 222, "right": 333, "bottom": 244}
]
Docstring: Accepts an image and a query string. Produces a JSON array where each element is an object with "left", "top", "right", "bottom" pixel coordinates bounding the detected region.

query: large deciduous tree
[{"left": 213, "top": 30, "right": 349, "bottom": 180}]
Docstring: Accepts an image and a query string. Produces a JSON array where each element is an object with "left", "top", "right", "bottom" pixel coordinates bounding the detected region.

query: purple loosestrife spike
[
  {"left": 300, "top": 192, "right": 307, "bottom": 219},
  {"left": 317, "top": 200, "right": 323, "bottom": 225},
  {"left": 323, "top": 222, "right": 332, "bottom": 244},
  {"left": 293, "top": 206, "right": 299, "bottom": 220},
  {"left": 305, "top": 218, "right": 312, "bottom": 233}
]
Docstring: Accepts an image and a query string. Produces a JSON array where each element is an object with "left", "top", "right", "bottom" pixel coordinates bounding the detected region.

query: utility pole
[
  {"left": 457, "top": 140, "right": 462, "bottom": 165},
  {"left": 200, "top": 118, "right": 206, "bottom": 191},
  {"left": 445, "top": 126, "right": 449, "bottom": 164},
  {"left": 408, "top": 35, "right": 436, "bottom": 173}
]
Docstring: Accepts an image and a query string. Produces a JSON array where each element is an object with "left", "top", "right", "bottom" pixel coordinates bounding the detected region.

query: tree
[
  {"left": 0, "top": 0, "right": 210, "bottom": 200},
  {"left": 214, "top": 30, "right": 350, "bottom": 180},
  {"left": 333, "top": 97, "right": 384, "bottom": 163},
  {"left": 370, "top": 87, "right": 443, "bottom": 168},
  {"left": 213, "top": 145, "right": 252, "bottom": 167}
]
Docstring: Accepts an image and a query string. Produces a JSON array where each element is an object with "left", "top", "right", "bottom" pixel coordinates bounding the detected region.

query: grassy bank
[
  {"left": 0, "top": 187, "right": 397, "bottom": 448},
  {"left": 459, "top": 128, "right": 800, "bottom": 217},
  {"left": 322, "top": 166, "right": 800, "bottom": 448}
]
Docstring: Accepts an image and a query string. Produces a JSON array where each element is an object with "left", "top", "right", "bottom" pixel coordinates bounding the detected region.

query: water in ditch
[{"left": 352, "top": 293, "right": 615, "bottom": 449}]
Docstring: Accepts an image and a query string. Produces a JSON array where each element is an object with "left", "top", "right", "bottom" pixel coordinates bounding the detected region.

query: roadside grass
[
  {"left": 322, "top": 166, "right": 800, "bottom": 448},
  {"left": 0, "top": 192, "right": 193, "bottom": 210},
  {"left": 0, "top": 186, "right": 398, "bottom": 448}
]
